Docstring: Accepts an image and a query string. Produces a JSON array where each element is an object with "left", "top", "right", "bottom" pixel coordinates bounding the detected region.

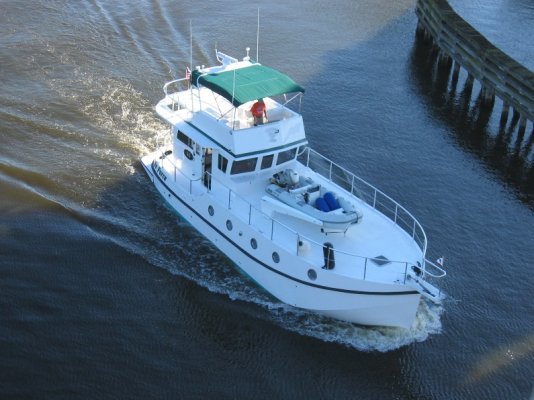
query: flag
[
  {"left": 185, "top": 66, "right": 191, "bottom": 80},
  {"left": 436, "top": 257, "right": 444, "bottom": 266}
]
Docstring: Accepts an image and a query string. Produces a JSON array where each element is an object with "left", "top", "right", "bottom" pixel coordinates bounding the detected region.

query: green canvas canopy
[{"left": 191, "top": 64, "right": 304, "bottom": 107}]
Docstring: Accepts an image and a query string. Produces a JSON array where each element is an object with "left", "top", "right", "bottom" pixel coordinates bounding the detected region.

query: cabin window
[
  {"left": 276, "top": 148, "right": 297, "bottom": 165},
  {"left": 218, "top": 154, "right": 228, "bottom": 173},
  {"left": 177, "top": 131, "right": 193, "bottom": 149},
  {"left": 231, "top": 158, "right": 257, "bottom": 174},
  {"left": 261, "top": 154, "right": 274, "bottom": 170}
]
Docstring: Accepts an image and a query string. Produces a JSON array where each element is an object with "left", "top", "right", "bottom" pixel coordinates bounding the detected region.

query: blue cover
[
  {"left": 315, "top": 197, "right": 330, "bottom": 212},
  {"left": 324, "top": 192, "right": 340, "bottom": 210}
]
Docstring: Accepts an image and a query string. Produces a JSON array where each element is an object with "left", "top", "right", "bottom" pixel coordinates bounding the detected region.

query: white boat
[{"left": 141, "top": 48, "right": 446, "bottom": 329}]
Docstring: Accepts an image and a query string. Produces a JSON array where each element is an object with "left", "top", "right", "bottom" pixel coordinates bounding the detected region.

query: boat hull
[{"left": 142, "top": 153, "right": 421, "bottom": 329}]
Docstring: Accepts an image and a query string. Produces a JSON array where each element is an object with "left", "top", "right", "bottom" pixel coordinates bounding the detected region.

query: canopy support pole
[
  {"left": 256, "top": 9, "right": 260, "bottom": 63},
  {"left": 190, "top": 20, "right": 194, "bottom": 112}
]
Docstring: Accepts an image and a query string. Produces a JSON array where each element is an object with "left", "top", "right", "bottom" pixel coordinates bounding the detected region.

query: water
[{"left": 1, "top": 0, "right": 533, "bottom": 398}]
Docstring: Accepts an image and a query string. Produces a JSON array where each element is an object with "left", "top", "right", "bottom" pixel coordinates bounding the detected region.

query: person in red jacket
[{"left": 250, "top": 98, "right": 267, "bottom": 125}]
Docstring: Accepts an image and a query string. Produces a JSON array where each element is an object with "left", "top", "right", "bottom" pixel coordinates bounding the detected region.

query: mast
[
  {"left": 256, "top": 8, "right": 260, "bottom": 63},
  {"left": 190, "top": 20, "right": 194, "bottom": 111}
]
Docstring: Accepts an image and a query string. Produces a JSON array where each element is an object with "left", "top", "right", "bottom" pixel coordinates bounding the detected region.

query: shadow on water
[{"left": 408, "top": 33, "right": 534, "bottom": 209}]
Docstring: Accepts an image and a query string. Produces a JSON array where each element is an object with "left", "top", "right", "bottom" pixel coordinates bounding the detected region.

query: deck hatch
[{"left": 371, "top": 255, "right": 391, "bottom": 266}]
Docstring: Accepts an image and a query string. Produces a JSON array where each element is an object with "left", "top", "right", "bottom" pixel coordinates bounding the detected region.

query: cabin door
[
  {"left": 202, "top": 148, "right": 213, "bottom": 189},
  {"left": 189, "top": 142, "right": 203, "bottom": 179}
]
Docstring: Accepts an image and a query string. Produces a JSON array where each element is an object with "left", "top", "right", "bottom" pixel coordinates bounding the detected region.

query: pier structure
[{"left": 415, "top": 0, "right": 534, "bottom": 139}]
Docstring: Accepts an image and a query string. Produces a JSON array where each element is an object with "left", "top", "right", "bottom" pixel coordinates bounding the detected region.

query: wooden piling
[
  {"left": 465, "top": 73, "right": 474, "bottom": 88},
  {"left": 501, "top": 102, "right": 510, "bottom": 125},
  {"left": 519, "top": 116, "right": 527, "bottom": 134},
  {"left": 451, "top": 61, "right": 461, "bottom": 86},
  {"left": 511, "top": 109, "right": 521, "bottom": 128}
]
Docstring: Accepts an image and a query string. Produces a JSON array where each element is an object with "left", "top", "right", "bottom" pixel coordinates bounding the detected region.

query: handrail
[
  {"left": 300, "top": 147, "right": 428, "bottom": 257},
  {"left": 153, "top": 146, "right": 444, "bottom": 285},
  {"left": 163, "top": 78, "right": 190, "bottom": 97},
  {"left": 424, "top": 258, "right": 447, "bottom": 278},
  {"left": 161, "top": 77, "right": 303, "bottom": 131}
]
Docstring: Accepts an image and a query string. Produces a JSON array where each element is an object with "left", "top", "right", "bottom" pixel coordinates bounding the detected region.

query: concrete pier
[{"left": 415, "top": 0, "right": 534, "bottom": 137}]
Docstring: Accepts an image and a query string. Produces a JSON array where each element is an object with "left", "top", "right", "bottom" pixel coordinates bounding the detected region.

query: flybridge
[
  {"left": 191, "top": 50, "right": 305, "bottom": 107},
  {"left": 191, "top": 56, "right": 305, "bottom": 107},
  {"left": 157, "top": 49, "right": 307, "bottom": 155}
]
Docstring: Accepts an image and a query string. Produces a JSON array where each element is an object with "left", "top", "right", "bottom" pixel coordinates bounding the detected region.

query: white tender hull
[{"left": 264, "top": 183, "right": 361, "bottom": 232}]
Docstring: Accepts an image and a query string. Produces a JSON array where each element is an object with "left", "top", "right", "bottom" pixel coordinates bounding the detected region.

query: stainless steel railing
[
  {"left": 153, "top": 146, "right": 445, "bottom": 285},
  {"left": 300, "top": 147, "right": 428, "bottom": 256}
]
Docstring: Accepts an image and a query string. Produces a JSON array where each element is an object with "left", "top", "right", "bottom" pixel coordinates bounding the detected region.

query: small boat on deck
[
  {"left": 264, "top": 169, "right": 363, "bottom": 233},
  {"left": 141, "top": 47, "right": 447, "bottom": 329}
]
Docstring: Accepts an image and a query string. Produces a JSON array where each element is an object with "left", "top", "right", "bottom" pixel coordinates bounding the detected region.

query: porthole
[
  {"left": 184, "top": 149, "right": 194, "bottom": 160},
  {"left": 208, "top": 205, "right": 214, "bottom": 216},
  {"left": 226, "top": 220, "right": 233, "bottom": 231},
  {"left": 307, "top": 269, "right": 317, "bottom": 281},
  {"left": 272, "top": 252, "right": 280, "bottom": 263},
  {"left": 250, "top": 238, "right": 258, "bottom": 249}
]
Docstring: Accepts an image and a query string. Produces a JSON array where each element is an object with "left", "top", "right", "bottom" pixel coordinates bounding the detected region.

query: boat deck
[
  {"left": 160, "top": 89, "right": 296, "bottom": 131},
  {"left": 211, "top": 163, "right": 421, "bottom": 285},
  {"left": 155, "top": 147, "right": 422, "bottom": 286}
]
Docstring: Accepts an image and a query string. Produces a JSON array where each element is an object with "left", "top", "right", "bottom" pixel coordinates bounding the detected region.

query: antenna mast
[
  {"left": 256, "top": 8, "right": 260, "bottom": 63},
  {"left": 189, "top": 20, "right": 193, "bottom": 71},
  {"left": 189, "top": 20, "right": 194, "bottom": 110}
]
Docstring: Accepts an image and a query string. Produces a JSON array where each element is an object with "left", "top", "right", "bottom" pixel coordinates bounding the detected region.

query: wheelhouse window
[
  {"left": 261, "top": 154, "right": 274, "bottom": 170},
  {"left": 231, "top": 158, "right": 258, "bottom": 175},
  {"left": 218, "top": 154, "right": 228, "bottom": 173},
  {"left": 177, "top": 131, "right": 193, "bottom": 149},
  {"left": 276, "top": 147, "right": 297, "bottom": 165}
]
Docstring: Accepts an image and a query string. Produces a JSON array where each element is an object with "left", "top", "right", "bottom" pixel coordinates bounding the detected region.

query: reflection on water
[
  {"left": 409, "top": 34, "right": 534, "bottom": 209},
  {"left": 465, "top": 333, "right": 534, "bottom": 384}
]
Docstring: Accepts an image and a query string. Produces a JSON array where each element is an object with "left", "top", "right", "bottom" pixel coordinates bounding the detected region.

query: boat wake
[
  {"left": 170, "top": 249, "right": 444, "bottom": 352},
  {"left": 199, "top": 266, "right": 444, "bottom": 352},
  {"left": 263, "top": 298, "right": 443, "bottom": 351},
  {"left": 94, "top": 215, "right": 443, "bottom": 352},
  {"left": 115, "top": 232, "right": 444, "bottom": 352},
  {"left": 67, "top": 194, "right": 443, "bottom": 353}
]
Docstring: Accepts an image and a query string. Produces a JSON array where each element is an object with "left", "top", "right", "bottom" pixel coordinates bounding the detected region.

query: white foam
[
  {"left": 256, "top": 297, "right": 443, "bottom": 352},
  {"left": 49, "top": 71, "right": 167, "bottom": 176},
  {"left": 160, "top": 244, "right": 444, "bottom": 351}
]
